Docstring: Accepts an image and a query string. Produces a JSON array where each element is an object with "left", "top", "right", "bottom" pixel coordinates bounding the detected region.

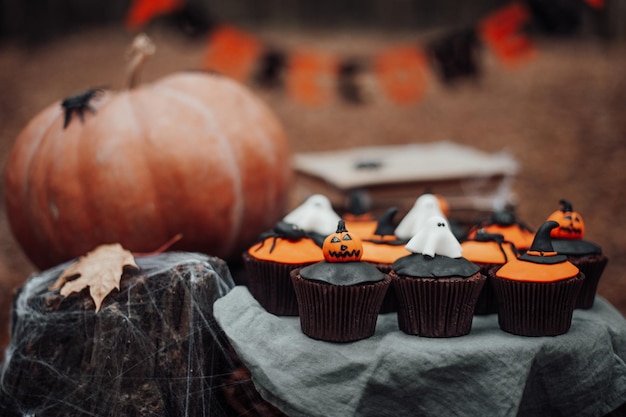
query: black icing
[
  {"left": 392, "top": 253, "right": 479, "bottom": 278},
  {"left": 364, "top": 238, "right": 409, "bottom": 246},
  {"left": 551, "top": 238, "right": 602, "bottom": 256},
  {"left": 299, "top": 261, "right": 385, "bottom": 286}
]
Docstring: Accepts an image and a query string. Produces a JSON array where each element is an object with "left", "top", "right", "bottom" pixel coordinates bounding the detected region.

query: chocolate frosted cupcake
[
  {"left": 390, "top": 215, "right": 485, "bottom": 338},
  {"left": 492, "top": 221, "right": 584, "bottom": 337},
  {"left": 461, "top": 231, "right": 519, "bottom": 315},
  {"left": 466, "top": 207, "right": 535, "bottom": 253},
  {"left": 291, "top": 220, "right": 390, "bottom": 342},
  {"left": 244, "top": 222, "right": 325, "bottom": 315},
  {"left": 546, "top": 199, "right": 608, "bottom": 309}
]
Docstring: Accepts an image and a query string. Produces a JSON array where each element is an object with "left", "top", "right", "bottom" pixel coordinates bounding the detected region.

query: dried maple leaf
[{"left": 50, "top": 243, "right": 139, "bottom": 312}]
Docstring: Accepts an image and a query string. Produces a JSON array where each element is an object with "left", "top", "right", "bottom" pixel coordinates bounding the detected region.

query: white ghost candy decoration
[
  {"left": 405, "top": 215, "right": 463, "bottom": 258},
  {"left": 282, "top": 194, "right": 341, "bottom": 236},
  {"left": 394, "top": 194, "right": 446, "bottom": 239}
]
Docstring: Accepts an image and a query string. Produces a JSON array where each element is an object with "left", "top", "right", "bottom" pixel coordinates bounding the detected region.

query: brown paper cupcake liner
[
  {"left": 491, "top": 273, "right": 584, "bottom": 337},
  {"left": 568, "top": 255, "right": 608, "bottom": 309},
  {"left": 290, "top": 269, "right": 391, "bottom": 342},
  {"left": 390, "top": 271, "right": 486, "bottom": 338},
  {"left": 368, "top": 263, "right": 398, "bottom": 313},
  {"left": 243, "top": 252, "right": 311, "bottom": 316},
  {"left": 473, "top": 263, "right": 502, "bottom": 315}
]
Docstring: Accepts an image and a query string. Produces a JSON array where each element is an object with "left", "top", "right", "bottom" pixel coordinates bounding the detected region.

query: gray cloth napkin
[{"left": 214, "top": 286, "right": 626, "bottom": 417}]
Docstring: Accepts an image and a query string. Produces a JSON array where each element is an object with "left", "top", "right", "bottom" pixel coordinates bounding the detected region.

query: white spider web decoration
[{"left": 0, "top": 252, "right": 284, "bottom": 416}]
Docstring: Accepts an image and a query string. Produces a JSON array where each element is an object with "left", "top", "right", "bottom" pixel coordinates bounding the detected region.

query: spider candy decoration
[
  {"left": 255, "top": 221, "right": 326, "bottom": 253},
  {"left": 61, "top": 87, "right": 105, "bottom": 129}
]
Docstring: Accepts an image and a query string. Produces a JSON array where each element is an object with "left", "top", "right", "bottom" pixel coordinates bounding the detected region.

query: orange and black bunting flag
[
  {"left": 373, "top": 45, "right": 429, "bottom": 105},
  {"left": 479, "top": 2, "right": 535, "bottom": 67},
  {"left": 337, "top": 59, "right": 366, "bottom": 104},
  {"left": 125, "top": 0, "right": 183, "bottom": 30},
  {"left": 203, "top": 25, "right": 263, "bottom": 82},
  {"left": 584, "top": 0, "right": 605, "bottom": 10},
  {"left": 428, "top": 28, "right": 481, "bottom": 85},
  {"left": 286, "top": 51, "right": 338, "bottom": 106},
  {"left": 254, "top": 48, "right": 287, "bottom": 88}
]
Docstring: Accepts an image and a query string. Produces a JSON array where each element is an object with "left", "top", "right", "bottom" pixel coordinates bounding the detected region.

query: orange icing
[
  {"left": 461, "top": 240, "right": 517, "bottom": 264},
  {"left": 343, "top": 219, "right": 378, "bottom": 240},
  {"left": 248, "top": 238, "right": 324, "bottom": 264},
  {"left": 343, "top": 213, "right": 375, "bottom": 222},
  {"left": 468, "top": 225, "right": 534, "bottom": 250},
  {"left": 496, "top": 258, "right": 579, "bottom": 282},
  {"left": 434, "top": 194, "right": 450, "bottom": 218},
  {"left": 361, "top": 241, "right": 411, "bottom": 264}
]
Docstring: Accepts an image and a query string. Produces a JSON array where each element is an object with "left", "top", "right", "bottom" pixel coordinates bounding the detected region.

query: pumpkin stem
[
  {"left": 336, "top": 220, "right": 348, "bottom": 233},
  {"left": 559, "top": 199, "right": 573, "bottom": 212},
  {"left": 133, "top": 233, "right": 183, "bottom": 257},
  {"left": 126, "top": 33, "right": 156, "bottom": 89}
]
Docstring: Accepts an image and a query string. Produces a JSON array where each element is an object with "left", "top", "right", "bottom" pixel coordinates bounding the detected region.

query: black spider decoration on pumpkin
[{"left": 61, "top": 87, "right": 105, "bottom": 129}]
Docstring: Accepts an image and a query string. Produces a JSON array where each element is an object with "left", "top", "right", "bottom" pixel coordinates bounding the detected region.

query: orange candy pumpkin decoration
[
  {"left": 323, "top": 220, "right": 363, "bottom": 262},
  {"left": 546, "top": 199, "right": 585, "bottom": 240},
  {"left": 3, "top": 35, "right": 292, "bottom": 269}
]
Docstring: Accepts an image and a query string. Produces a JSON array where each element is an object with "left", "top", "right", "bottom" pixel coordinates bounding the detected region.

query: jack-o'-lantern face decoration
[
  {"left": 546, "top": 199, "right": 585, "bottom": 239},
  {"left": 323, "top": 220, "right": 363, "bottom": 262}
]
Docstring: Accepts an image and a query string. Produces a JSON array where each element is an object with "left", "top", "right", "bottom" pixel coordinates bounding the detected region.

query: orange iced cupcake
[
  {"left": 546, "top": 199, "right": 608, "bottom": 309},
  {"left": 244, "top": 222, "right": 325, "bottom": 316},
  {"left": 492, "top": 221, "right": 584, "bottom": 336},
  {"left": 461, "top": 231, "right": 519, "bottom": 315},
  {"left": 466, "top": 207, "right": 535, "bottom": 253}
]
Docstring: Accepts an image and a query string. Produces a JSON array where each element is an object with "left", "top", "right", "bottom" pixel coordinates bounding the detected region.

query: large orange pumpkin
[{"left": 4, "top": 37, "right": 292, "bottom": 269}]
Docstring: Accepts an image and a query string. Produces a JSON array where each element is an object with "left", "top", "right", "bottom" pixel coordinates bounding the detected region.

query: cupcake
[
  {"left": 390, "top": 215, "right": 485, "bottom": 338},
  {"left": 492, "top": 221, "right": 584, "bottom": 337},
  {"left": 546, "top": 199, "right": 608, "bottom": 309},
  {"left": 244, "top": 194, "right": 340, "bottom": 316},
  {"left": 290, "top": 220, "right": 391, "bottom": 342},
  {"left": 466, "top": 207, "right": 535, "bottom": 253},
  {"left": 460, "top": 231, "right": 519, "bottom": 315},
  {"left": 243, "top": 222, "right": 325, "bottom": 315}
]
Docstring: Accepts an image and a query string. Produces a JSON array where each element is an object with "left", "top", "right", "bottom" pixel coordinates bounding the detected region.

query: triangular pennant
[
  {"left": 254, "top": 47, "right": 287, "bottom": 88},
  {"left": 584, "top": 0, "right": 605, "bottom": 10},
  {"left": 428, "top": 28, "right": 482, "bottom": 85},
  {"left": 479, "top": 2, "right": 535, "bottom": 67},
  {"left": 203, "top": 25, "right": 263, "bottom": 82},
  {"left": 373, "top": 45, "right": 429, "bottom": 105},
  {"left": 526, "top": 0, "right": 583, "bottom": 36},
  {"left": 286, "top": 50, "right": 337, "bottom": 106},
  {"left": 125, "top": 0, "right": 183, "bottom": 31},
  {"left": 337, "top": 58, "right": 367, "bottom": 104}
]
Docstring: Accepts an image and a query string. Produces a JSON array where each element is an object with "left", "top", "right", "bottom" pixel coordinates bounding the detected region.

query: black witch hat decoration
[{"left": 519, "top": 220, "right": 567, "bottom": 264}]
